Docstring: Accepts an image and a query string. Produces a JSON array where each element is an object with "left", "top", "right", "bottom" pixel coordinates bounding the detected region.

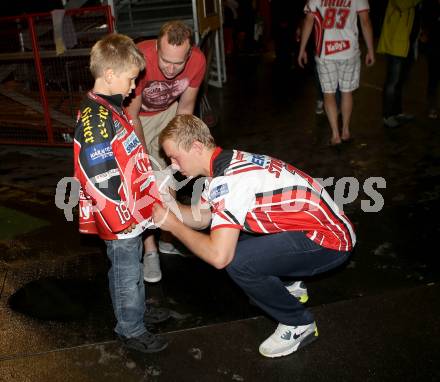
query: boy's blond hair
[
  {"left": 160, "top": 115, "right": 216, "bottom": 151},
  {"left": 90, "top": 33, "right": 145, "bottom": 78},
  {"left": 158, "top": 20, "right": 193, "bottom": 48}
]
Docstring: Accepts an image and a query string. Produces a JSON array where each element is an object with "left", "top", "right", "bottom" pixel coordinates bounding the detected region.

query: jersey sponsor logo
[
  {"left": 81, "top": 106, "right": 94, "bottom": 144},
  {"left": 115, "top": 120, "right": 127, "bottom": 139},
  {"left": 123, "top": 131, "right": 141, "bottom": 155},
  {"left": 250, "top": 154, "right": 266, "bottom": 167},
  {"left": 97, "top": 105, "right": 109, "bottom": 139},
  {"left": 267, "top": 158, "right": 284, "bottom": 178},
  {"left": 210, "top": 183, "right": 229, "bottom": 200},
  {"left": 93, "top": 168, "right": 120, "bottom": 184},
  {"left": 85, "top": 142, "right": 114, "bottom": 166},
  {"left": 325, "top": 40, "right": 350, "bottom": 55}
]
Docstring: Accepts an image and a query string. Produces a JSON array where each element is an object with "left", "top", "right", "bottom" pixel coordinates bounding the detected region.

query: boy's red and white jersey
[
  {"left": 74, "top": 92, "right": 160, "bottom": 240},
  {"left": 305, "top": 0, "right": 370, "bottom": 60},
  {"left": 201, "top": 148, "right": 356, "bottom": 252}
]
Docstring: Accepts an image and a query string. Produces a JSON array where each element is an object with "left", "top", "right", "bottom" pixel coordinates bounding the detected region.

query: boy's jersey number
[
  {"left": 323, "top": 8, "right": 350, "bottom": 29},
  {"left": 116, "top": 202, "right": 131, "bottom": 224}
]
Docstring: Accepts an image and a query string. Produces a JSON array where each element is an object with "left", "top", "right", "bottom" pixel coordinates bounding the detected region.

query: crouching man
[{"left": 152, "top": 115, "right": 355, "bottom": 358}]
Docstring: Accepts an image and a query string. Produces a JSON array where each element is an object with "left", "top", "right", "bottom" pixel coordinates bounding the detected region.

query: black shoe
[
  {"left": 118, "top": 331, "right": 168, "bottom": 353},
  {"left": 145, "top": 306, "right": 171, "bottom": 324}
]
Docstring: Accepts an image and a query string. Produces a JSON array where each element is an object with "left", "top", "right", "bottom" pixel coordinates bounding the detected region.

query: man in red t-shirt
[{"left": 126, "top": 20, "right": 206, "bottom": 283}]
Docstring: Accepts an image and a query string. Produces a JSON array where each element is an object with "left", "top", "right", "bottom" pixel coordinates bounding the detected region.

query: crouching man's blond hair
[{"left": 160, "top": 115, "right": 216, "bottom": 151}]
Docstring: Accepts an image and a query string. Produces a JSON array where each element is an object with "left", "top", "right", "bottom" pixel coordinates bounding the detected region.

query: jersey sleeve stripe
[{"left": 211, "top": 224, "right": 241, "bottom": 231}]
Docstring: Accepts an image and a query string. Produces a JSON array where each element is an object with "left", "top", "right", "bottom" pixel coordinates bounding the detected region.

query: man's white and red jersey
[
  {"left": 305, "top": 0, "right": 370, "bottom": 60},
  {"left": 74, "top": 92, "right": 161, "bottom": 240},
  {"left": 201, "top": 148, "right": 355, "bottom": 252}
]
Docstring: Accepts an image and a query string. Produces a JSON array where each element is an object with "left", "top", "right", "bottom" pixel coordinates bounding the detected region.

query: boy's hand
[{"left": 122, "top": 222, "right": 136, "bottom": 234}]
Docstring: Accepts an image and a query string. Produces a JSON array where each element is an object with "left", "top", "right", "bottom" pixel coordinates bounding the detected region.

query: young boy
[
  {"left": 73, "top": 34, "right": 169, "bottom": 353},
  {"left": 298, "top": 0, "right": 375, "bottom": 145}
]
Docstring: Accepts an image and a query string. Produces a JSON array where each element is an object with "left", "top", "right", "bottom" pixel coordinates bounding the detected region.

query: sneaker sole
[
  {"left": 259, "top": 328, "right": 319, "bottom": 358},
  {"left": 158, "top": 247, "right": 189, "bottom": 257},
  {"left": 144, "top": 275, "right": 162, "bottom": 283},
  {"left": 158, "top": 247, "right": 182, "bottom": 255},
  {"left": 122, "top": 340, "right": 169, "bottom": 354}
]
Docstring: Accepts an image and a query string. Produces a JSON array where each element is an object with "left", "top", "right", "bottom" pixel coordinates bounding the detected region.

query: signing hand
[{"left": 153, "top": 203, "right": 178, "bottom": 232}]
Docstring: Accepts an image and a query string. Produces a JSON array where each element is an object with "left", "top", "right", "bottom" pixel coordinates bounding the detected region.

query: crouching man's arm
[
  {"left": 153, "top": 203, "right": 239, "bottom": 269},
  {"left": 175, "top": 199, "right": 212, "bottom": 230}
]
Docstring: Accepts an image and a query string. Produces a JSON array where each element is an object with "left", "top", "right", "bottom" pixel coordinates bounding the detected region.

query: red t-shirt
[{"left": 135, "top": 40, "right": 206, "bottom": 116}]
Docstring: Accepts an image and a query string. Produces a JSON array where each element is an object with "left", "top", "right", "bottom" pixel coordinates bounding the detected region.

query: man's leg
[
  {"left": 338, "top": 54, "right": 360, "bottom": 141},
  {"left": 340, "top": 91, "right": 353, "bottom": 141},
  {"left": 316, "top": 57, "right": 340, "bottom": 145},
  {"left": 427, "top": 47, "right": 440, "bottom": 117},
  {"left": 323, "top": 93, "right": 340, "bottom": 145},
  {"left": 226, "top": 231, "right": 350, "bottom": 326},
  {"left": 227, "top": 231, "right": 350, "bottom": 357},
  {"left": 141, "top": 102, "right": 178, "bottom": 172},
  {"left": 383, "top": 55, "right": 405, "bottom": 119},
  {"left": 140, "top": 103, "right": 186, "bottom": 282}
]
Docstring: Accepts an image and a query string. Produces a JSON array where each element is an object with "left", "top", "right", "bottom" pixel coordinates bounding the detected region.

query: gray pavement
[{"left": 0, "top": 51, "right": 440, "bottom": 381}]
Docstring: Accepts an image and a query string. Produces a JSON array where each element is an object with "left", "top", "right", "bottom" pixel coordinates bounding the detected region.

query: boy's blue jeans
[
  {"left": 105, "top": 236, "right": 146, "bottom": 338},
  {"left": 226, "top": 231, "right": 351, "bottom": 326}
]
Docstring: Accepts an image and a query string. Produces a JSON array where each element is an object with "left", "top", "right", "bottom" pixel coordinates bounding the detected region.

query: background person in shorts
[
  {"left": 298, "top": 0, "right": 375, "bottom": 145},
  {"left": 126, "top": 20, "right": 206, "bottom": 283}
]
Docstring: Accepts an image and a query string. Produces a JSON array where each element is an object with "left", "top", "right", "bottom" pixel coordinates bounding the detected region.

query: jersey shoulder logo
[{"left": 210, "top": 183, "right": 229, "bottom": 200}]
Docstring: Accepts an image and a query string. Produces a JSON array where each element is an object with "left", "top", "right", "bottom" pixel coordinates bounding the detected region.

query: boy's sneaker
[
  {"left": 158, "top": 240, "right": 189, "bottom": 257},
  {"left": 118, "top": 331, "right": 168, "bottom": 353},
  {"left": 285, "top": 281, "right": 309, "bottom": 303},
  {"left": 259, "top": 322, "right": 318, "bottom": 358},
  {"left": 143, "top": 252, "right": 162, "bottom": 283},
  {"left": 144, "top": 306, "right": 171, "bottom": 324}
]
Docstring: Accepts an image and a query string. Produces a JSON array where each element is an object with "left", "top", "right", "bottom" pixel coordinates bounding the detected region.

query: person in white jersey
[
  {"left": 298, "top": 0, "right": 375, "bottom": 145},
  {"left": 152, "top": 115, "right": 356, "bottom": 358}
]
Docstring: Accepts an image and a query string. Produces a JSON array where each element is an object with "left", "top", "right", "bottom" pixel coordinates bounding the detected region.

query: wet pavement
[{"left": 0, "top": 50, "right": 440, "bottom": 381}]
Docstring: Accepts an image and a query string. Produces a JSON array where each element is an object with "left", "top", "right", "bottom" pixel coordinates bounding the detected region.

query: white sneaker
[
  {"left": 285, "top": 281, "right": 309, "bottom": 303},
  {"left": 259, "top": 322, "right": 318, "bottom": 358},
  {"left": 315, "top": 100, "right": 324, "bottom": 115},
  {"left": 158, "top": 240, "right": 189, "bottom": 257},
  {"left": 143, "top": 252, "right": 162, "bottom": 283}
]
